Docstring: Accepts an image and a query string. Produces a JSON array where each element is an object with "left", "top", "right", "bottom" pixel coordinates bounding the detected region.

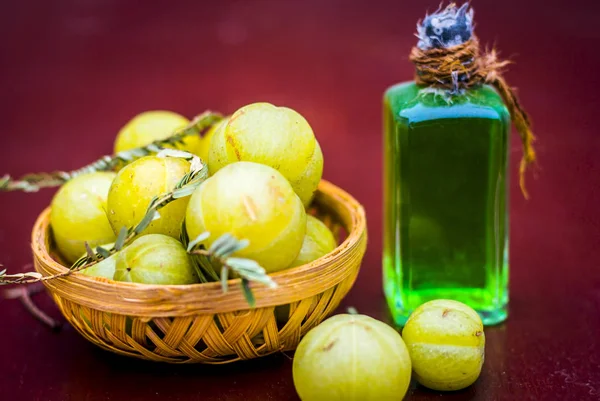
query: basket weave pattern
[{"left": 32, "top": 180, "right": 367, "bottom": 363}]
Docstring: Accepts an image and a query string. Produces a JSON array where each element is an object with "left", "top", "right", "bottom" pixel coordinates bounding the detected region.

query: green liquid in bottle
[{"left": 383, "top": 82, "right": 510, "bottom": 326}]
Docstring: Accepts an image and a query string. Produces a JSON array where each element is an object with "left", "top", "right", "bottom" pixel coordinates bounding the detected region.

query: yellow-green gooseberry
[
  {"left": 79, "top": 250, "right": 117, "bottom": 280},
  {"left": 113, "top": 234, "right": 198, "bottom": 285},
  {"left": 402, "top": 299, "right": 486, "bottom": 391},
  {"left": 113, "top": 110, "right": 200, "bottom": 155},
  {"left": 195, "top": 116, "right": 229, "bottom": 164},
  {"left": 106, "top": 155, "right": 191, "bottom": 239},
  {"left": 208, "top": 102, "right": 323, "bottom": 206},
  {"left": 293, "top": 313, "right": 412, "bottom": 401},
  {"left": 186, "top": 161, "right": 306, "bottom": 273},
  {"left": 50, "top": 172, "right": 117, "bottom": 264},
  {"left": 289, "top": 215, "right": 336, "bottom": 267}
]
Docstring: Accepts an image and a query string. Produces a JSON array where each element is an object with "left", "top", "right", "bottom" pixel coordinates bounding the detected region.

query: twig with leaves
[
  {"left": 0, "top": 111, "right": 222, "bottom": 192},
  {"left": 187, "top": 232, "right": 277, "bottom": 307},
  {"left": 0, "top": 150, "right": 210, "bottom": 285}
]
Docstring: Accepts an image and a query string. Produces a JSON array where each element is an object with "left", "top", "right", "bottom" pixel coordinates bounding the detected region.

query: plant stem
[{"left": 3, "top": 284, "right": 62, "bottom": 331}]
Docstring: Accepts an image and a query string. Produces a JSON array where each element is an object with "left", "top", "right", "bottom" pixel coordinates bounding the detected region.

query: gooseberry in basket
[
  {"left": 113, "top": 110, "right": 201, "bottom": 155},
  {"left": 113, "top": 234, "right": 198, "bottom": 285},
  {"left": 186, "top": 161, "right": 306, "bottom": 273},
  {"left": 106, "top": 155, "right": 190, "bottom": 239},
  {"left": 208, "top": 102, "right": 323, "bottom": 206},
  {"left": 289, "top": 215, "right": 337, "bottom": 268},
  {"left": 50, "top": 172, "right": 117, "bottom": 264},
  {"left": 402, "top": 299, "right": 485, "bottom": 391},
  {"left": 195, "top": 116, "right": 229, "bottom": 164},
  {"left": 293, "top": 313, "right": 412, "bottom": 401},
  {"left": 275, "top": 215, "right": 337, "bottom": 322},
  {"left": 80, "top": 249, "right": 117, "bottom": 280}
]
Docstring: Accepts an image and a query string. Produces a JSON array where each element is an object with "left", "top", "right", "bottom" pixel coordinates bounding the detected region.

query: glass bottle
[{"left": 383, "top": 5, "right": 510, "bottom": 326}]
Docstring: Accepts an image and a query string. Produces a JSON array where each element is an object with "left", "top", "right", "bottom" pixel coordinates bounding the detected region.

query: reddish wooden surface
[{"left": 1, "top": 1, "right": 599, "bottom": 400}]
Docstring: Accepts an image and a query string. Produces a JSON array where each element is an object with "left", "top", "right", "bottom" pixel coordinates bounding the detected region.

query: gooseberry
[
  {"left": 80, "top": 251, "right": 117, "bottom": 280},
  {"left": 113, "top": 234, "right": 198, "bottom": 285},
  {"left": 195, "top": 116, "right": 229, "bottom": 165},
  {"left": 289, "top": 215, "right": 337, "bottom": 267},
  {"left": 50, "top": 172, "right": 117, "bottom": 263},
  {"left": 293, "top": 313, "right": 412, "bottom": 401},
  {"left": 402, "top": 299, "right": 485, "bottom": 391},
  {"left": 106, "top": 155, "right": 190, "bottom": 238},
  {"left": 208, "top": 102, "right": 323, "bottom": 206},
  {"left": 113, "top": 110, "right": 201, "bottom": 155},
  {"left": 186, "top": 161, "right": 306, "bottom": 273}
]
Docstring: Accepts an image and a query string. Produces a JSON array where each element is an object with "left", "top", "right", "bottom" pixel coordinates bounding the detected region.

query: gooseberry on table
[
  {"left": 207, "top": 102, "right": 323, "bottom": 206},
  {"left": 185, "top": 161, "right": 306, "bottom": 273},
  {"left": 293, "top": 313, "right": 412, "bottom": 401},
  {"left": 402, "top": 299, "right": 486, "bottom": 391},
  {"left": 50, "top": 172, "right": 117, "bottom": 264},
  {"left": 106, "top": 155, "right": 190, "bottom": 239}
]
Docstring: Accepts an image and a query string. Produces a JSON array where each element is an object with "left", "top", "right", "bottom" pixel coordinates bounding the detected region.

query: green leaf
[
  {"left": 188, "top": 254, "right": 208, "bottom": 283},
  {"left": 135, "top": 210, "right": 158, "bottom": 234},
  {"left": 220, "top": 265, "right": 229, "bottom": 293},
  {"left": 180, "top": 220, "right": 189, "bottom": 245},
  {"left": 217, "top": 239, "right": 249, "bottom": 259},
  {"left": 71, "top": 255, "right": 90, "bottom": 270},
  {"left": 96, "top": 246, "right": 111, "bottom": 259},
  {"left": 156, "top": 149, "right": 194, "bottom": 159},
  {"left": 209, "top": 233, "right": 232, "bottom": 250},
  {"left": 227, "top": 258, "right": 276, "bottom": 289},
  {"left": 84, "top": 242, "right": 97, "bottom": 260},
  {"left": 226, "top": 257, "right": 262, "bottom": 272},
  {"left": 145, "top": 195, "right": 160, "bottom": 213},
  {"left": 114, "top": 227, "right": 128, "bottom": 251},
  {"left": 187, "top": 232, "right": 210, "bottom": 252},
  {"left": 172, "top": 185, "right": 197, "bottom": 199},
  {"left": 241, "top": 279, "right": 256, "bottom": 308},
  {"left": 198, "top": 255, "right": 220, "bottom": 281}
]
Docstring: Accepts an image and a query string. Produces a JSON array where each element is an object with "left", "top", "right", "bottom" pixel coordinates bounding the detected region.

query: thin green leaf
[
  {"left": 210, "top": 234, "right": 237, "bottom": 257},
  {"left": 197, "top": 255, "right": 220, "bottom": 281},
  {"left": 226, "top": 257, "right": 262, "bottom": 271},
  {"left": 145, "top": 195, "right": 160, "bottom": 213},
  {"left": 172, "top": 185, "right": 197, "bottom": 199},
  {"left": 0, "top": 269, "right": 6, "bottom": 276},
  {"left": 226, "top": 258, "right": 276, "bottom": 288},
  {"left": 220, "top": 266, "right": 229, "bottom": 293},
  {"left": 71, "top": 255, "right": 89, "bottom": 270},
  {"left": 209, "top": 233, "right": 232, "bottom": 253},
  {"left": 114, "top": 227, "right": 128, "bottom": 251},
  {"left": 187, "top": 232, "right": 211, "bottom": 252},
  {"left": 188, "top": 254, "right": 208, "bottom": 283},
  {"left": 135, "top": 210, "right": 158, "bottom": 234},
  {"left": 216, "top": 239, "right": 250, "bottom": 259},
  {"left": 84, "top": 242, "right": 97, "bottom": 260},
  {"left": 180, "top": 220, "right": 189, "bottom": 245},
  {"left": 96, "top": 246, "right": 111, "bottom": 259},
  {"left": 241, "top": 279, "right": 256, "bottom": 308},
  {"left": 156, "top": 149, "right": 194, "bottom": 159}
]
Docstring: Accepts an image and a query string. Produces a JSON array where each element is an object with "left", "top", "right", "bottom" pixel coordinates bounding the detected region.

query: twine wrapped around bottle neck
[{"left": 409, "top": 35, "right": 536, "bottom": 198}]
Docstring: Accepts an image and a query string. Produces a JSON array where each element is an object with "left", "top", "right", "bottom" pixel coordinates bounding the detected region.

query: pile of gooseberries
[{"left": 50, "top": 103, "right": 330, "bottom": 286}]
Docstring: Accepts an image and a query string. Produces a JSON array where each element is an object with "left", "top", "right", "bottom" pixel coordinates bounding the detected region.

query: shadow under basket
[{"left": 32, "top": 180, "right": 367, "bottom": 364}]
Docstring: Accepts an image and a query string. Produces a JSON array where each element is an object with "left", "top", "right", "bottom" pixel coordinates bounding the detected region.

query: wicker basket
[{"left": 32, "top": 180, "right": 367, "bottom": 364}]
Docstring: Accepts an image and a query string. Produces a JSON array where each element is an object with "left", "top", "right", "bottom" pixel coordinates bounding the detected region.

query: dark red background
[{"left": 1, "top": 1, "right": 599, "bottom": 400}]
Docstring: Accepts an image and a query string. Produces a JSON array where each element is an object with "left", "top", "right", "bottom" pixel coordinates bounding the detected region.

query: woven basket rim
[{"left": 33, "top": 179, "right": 367, "bottom": 316}]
